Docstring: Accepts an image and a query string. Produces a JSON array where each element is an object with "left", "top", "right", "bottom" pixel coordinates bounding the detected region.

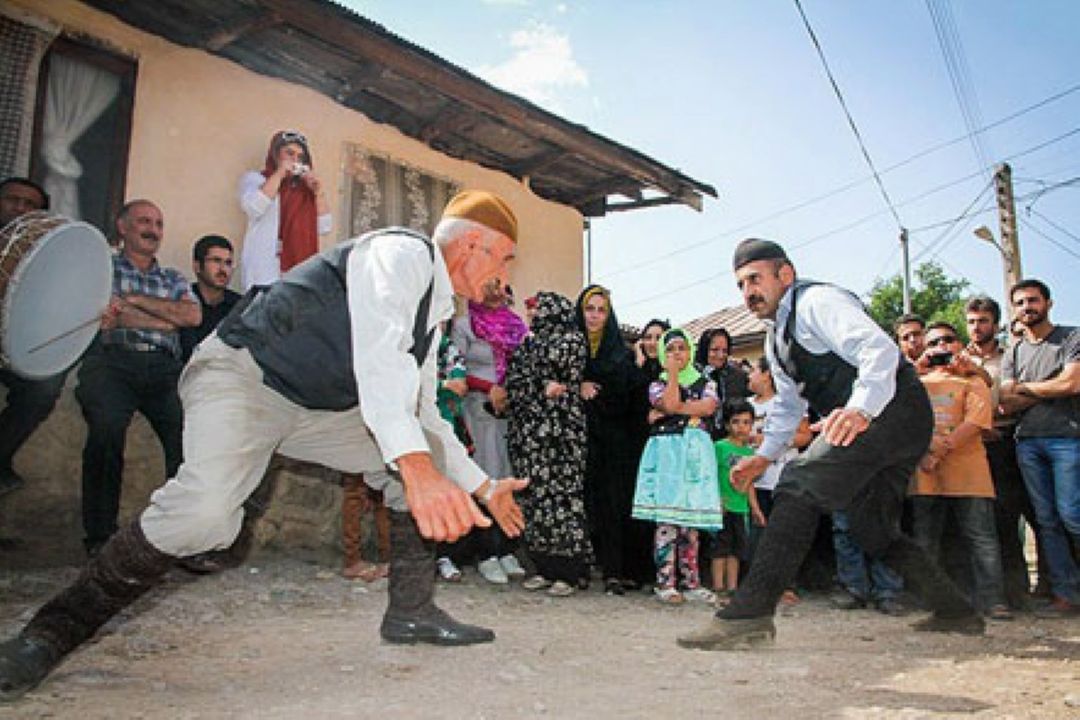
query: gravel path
[{"left": 1, "top": 556, "right": 1077, "bottom": 719}]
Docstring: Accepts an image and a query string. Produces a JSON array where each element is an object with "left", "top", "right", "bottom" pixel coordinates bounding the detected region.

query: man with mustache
[
  {"left": 1000, "top": 279, "right": 1080, "bottom": 618},
  {"left": 75, "top": 200, "right": 201, "bottom": 558},
  {"left": 0, "top": 190, "right": 528, "bottom": 702},
  {"left": 679, "top": 238, "right": 981, "bottom": 650},
  {"left": 180, "top": 235, "right": 241, "bottom": 363}
]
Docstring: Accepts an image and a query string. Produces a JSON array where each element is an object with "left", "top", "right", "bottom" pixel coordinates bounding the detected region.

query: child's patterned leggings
[{"left": 654, "top": 523, "right": 700, "bottom": 590}]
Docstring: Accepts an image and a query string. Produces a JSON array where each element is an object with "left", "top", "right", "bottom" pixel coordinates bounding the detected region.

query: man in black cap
[{"left": 678, "top": 238, "right": 982, "bottom": 650}]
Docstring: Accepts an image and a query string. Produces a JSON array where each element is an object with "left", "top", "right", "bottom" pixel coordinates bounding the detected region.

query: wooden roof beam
[{"left": 202, "top": 10, "right": 282, "bottom": 51}]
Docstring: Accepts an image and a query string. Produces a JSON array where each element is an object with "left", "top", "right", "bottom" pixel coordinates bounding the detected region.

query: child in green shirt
[{"left": 712, "top": 400, "right": 765, "bottom": 604}]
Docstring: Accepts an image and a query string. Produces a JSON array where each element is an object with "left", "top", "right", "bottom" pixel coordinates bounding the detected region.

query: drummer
[
  {"left": 0, "top": 177, "right": 62, "bottom": 509},
  {"left": 75, "top": 199, "right": 201, "bottom": 557}
]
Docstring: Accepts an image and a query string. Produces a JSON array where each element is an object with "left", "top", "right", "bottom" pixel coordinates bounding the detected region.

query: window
[
  {"left": 343, "top": 144, "right": 459, "bottom": 238},
  {"left": 30, "top": 36, "right": 136, "bottom": 235}
]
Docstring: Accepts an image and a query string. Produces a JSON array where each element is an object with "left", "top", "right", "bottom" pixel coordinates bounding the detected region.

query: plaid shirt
[{"left": 100, "top": 253, "right": 196, "bottom": 357}]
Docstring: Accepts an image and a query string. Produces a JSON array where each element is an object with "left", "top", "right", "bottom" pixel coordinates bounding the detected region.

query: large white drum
[{"left": 0, "top": 211, "right": 112, "bottom": 379}]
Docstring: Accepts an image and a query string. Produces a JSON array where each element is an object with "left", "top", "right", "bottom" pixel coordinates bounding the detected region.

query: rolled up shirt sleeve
[{"left": 346, "top": 234, "right": 485, "bottom": 494}]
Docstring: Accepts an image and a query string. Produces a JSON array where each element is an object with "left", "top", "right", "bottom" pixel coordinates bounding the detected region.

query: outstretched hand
[
  {"left": 730, "top": 455, "right": 769, "bottom": 493},
  {"left": 485, "top": 477, "right": 530, "bottom": 537},
  {"left": 397, "top": 453, "right": 490, "bottom": 542}
]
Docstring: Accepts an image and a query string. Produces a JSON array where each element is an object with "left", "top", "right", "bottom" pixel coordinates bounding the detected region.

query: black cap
[{"left": 732, "top": 238, "right": 789, "bottom": 271}]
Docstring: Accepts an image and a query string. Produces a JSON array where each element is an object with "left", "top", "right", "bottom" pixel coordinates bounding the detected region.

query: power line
[
  {"left": 794, "top": 0, "right": 904, "bottom": 228},
  {"left": 1026, "top": 208, "right": 1080, "bottom": 247},
  {"left": 926, "top": 0, "right": 993, "bottom": 174},
  {"left": 910, "top": 180, "right": 993, "bottom": 262},
  {"left": 598, "top": 83, "right": 1080, "bottom": 282},
  {"left": 1023, "top": 215, "right": 1080, "bottom": 262}
]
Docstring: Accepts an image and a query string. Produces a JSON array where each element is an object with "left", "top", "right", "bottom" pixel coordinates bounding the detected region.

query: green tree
[{"left": 866, "top": 262, "right": 970, "bottom": 340}]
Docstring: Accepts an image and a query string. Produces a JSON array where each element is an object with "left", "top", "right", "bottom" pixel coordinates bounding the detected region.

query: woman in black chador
[{"left": 575, "top": 285, "right": 644, "bottom": 594}]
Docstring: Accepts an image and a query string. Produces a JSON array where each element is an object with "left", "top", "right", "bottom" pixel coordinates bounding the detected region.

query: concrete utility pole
[
  {"left": 993, "top": 163, "right": 1022, "bottom": 293},
  {"left": 899, "top": 227, "right": 912, "bottom": 313}
]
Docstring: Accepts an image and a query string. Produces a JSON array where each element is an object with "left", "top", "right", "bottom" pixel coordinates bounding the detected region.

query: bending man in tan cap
[{"left": 0, "top": 190, "right": 527, "bottom": 701}]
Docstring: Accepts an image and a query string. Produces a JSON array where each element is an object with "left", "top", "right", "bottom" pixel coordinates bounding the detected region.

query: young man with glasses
[{"left": 912, "top": 322, "right": 1011, "bottom": 621}]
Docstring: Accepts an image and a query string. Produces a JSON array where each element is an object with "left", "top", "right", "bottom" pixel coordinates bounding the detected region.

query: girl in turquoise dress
[{"left": 632, "top": 328, "right": 722, "bottom": 604}]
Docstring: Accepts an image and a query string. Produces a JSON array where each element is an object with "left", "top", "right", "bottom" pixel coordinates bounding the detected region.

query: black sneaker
[
  {"left": 875, "top": 598, "right": 909, "bottom": 617},
  {"left": 911, "top": 612, "right": 986, "bottom": 635},
  {"left": 829, "top": 590, "right": 867, "bottom": 610}
]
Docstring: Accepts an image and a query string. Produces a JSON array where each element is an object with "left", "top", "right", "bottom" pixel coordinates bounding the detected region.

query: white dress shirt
[
  {"left": 758, "top": 282, "right": 899, "bottom": 461},
  {"left": 346, "top": 229, "right": 487, "bottom": 494},
  {"left": 238, "top": 171, "right": 333, "bottom": 290}
]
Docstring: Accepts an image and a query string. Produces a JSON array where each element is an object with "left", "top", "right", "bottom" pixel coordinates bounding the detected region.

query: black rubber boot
[
  {"left": 0, "top": 521, "right": 174, "bottom": 701},
  {"left": 677, "top": 495, "right": 819, "bottom": 652},
  {"left": 719, "top": 494, "right": 820, "bottom": 620},
  {"left": 881, "top": 535, "right": 985, "bottom": 635},
  {"left": 380, "top": 512, "right": 495, "bottom": 646}
]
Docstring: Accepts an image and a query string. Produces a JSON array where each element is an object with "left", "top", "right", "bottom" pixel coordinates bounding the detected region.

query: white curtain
[{"left": 41, "top": 53, "right": 119, "bottom": 219}]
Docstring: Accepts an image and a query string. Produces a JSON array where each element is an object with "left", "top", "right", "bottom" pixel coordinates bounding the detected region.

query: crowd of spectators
[{"left": 1, "top": 128, "right": 1076, "bottom": 626}]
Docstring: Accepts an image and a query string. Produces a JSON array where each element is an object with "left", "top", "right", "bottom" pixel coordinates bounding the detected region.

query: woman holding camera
[{"left": 239, "top": 129, "right": 332, "bottom": 290}]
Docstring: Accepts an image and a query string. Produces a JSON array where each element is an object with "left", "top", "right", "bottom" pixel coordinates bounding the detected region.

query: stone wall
[{"left": 0, "top": 382, "right": 348, "bottom": 569}]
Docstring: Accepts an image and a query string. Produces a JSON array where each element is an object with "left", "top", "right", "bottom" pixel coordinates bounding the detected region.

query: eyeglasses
[
  {"left": 280, "top": 129, "right": 308, "bottom": 145},
  {"left": 926, "top": 336, "right": 956, "bottom": 348}
]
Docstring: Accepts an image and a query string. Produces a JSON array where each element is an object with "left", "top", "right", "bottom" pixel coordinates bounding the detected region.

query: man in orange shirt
[{"left": 914, "top": 322, "right": 1010, "bottom": 620}]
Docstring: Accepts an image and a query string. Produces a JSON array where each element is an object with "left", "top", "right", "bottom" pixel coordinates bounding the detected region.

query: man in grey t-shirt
[{"left": 1000, "top": 278, "right": 1080, "bottom": 617}]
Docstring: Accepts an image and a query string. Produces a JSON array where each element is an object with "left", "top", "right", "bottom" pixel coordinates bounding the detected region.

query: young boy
[{"left": 712, "top": 400, "right": 765, "bottom": 604}]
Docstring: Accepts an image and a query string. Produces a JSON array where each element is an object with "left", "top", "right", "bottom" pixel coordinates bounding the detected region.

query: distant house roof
[
  {"left": 83, "top": 0, "right": 717, "bottom": 217},
  {"left": 681, "top": 305, "right": 767, "bottom": 349}
]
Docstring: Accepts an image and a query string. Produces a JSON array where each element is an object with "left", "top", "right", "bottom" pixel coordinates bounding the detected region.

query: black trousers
[
  {"left": 75, "top": 346, "right": 184, "bottom": 550},
  {"left": 0, "top": 368, "right": 67, "bottom": 471},
  {"left": 721, "top": 366, "right": 948, "bottom": 619},
  {"left": 985, "top": 436, "right": 1041, "bottom": 605}
]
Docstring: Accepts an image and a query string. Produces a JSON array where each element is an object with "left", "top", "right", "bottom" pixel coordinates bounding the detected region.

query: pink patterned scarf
[{"left": 469, "top": 301, "right": 528, "bottom": 383}]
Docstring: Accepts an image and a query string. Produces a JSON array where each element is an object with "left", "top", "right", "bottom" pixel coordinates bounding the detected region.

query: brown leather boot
[
  {"left": 0, "top": 522, "right": 174, "bottom": 701},
  {"left": 380, "top": 511, "right": 494, "bottom": 646},
  {"left": 341, "top": 473, "right": 368, "bottom": 572}
]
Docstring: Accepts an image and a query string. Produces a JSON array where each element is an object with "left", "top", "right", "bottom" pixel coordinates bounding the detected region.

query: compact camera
[
  {"left": 291, "top": 163, "right": 309, "bottom": 176},
  {"left": 927, "top": 352, "right": 953, "bottom": 367}
]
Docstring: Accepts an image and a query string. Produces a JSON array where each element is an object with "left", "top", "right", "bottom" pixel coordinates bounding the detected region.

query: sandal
[
  {"left": 343, "top": 560, "right": 388, "bottom": 582},
  {"left": 654, "top": 587, "right": 685, "bottom": 605}
]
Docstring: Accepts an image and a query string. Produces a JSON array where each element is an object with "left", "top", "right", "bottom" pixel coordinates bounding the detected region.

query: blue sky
[{"left": 346, "top": 1, "right": 1080, "bottom": 328}]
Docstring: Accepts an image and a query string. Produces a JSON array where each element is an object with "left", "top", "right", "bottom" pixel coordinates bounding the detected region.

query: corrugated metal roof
[
  {"left": 681, "top": 304, "right": 767, "bottom": 348},
  {"left": 82, "top": 0, "right": 716, "bottom": 217}
]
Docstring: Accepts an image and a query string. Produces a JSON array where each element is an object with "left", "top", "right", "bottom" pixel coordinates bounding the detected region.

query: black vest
[
  {"left": 650, "top": 376, "right": 713, "bottom": 436},
  {"left": 217, "top": 229, "right": 435, "bottom": 411},
  {"left": 772, "top": 280, "right": 905, "bottom": 417}
]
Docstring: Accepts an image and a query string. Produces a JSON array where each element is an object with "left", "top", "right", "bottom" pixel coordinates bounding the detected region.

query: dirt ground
[{"left": 1, "top": 555, "right": 1077, "bottom": 720}]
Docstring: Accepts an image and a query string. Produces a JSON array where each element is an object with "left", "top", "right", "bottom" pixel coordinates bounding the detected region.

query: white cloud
[{"left": 476, "top": 22, "right": 588, "bottom": 110}]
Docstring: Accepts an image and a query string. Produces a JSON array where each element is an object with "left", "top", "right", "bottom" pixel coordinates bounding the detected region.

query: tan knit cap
[{"left": 442, "top": 190, "right": 518, "bottom": 243}]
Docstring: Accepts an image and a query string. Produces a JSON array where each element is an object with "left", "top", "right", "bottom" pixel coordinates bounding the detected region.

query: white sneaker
[
  {"left": 499, "top": 554, "right": 527, "bottom": 579},
  {"left": 522, "top": 574, "right": 551, "bottom": 591},
  {"left": 548, "top": 580, "right": 576, "bottom": 597},
  {"left": 478, "top": 556, "right": 509, "bottom": 584},
  {"left": 436, "top": 557, "right": 462, "bottom": 582},
  {"left": 683, "top": 587, "right": 717, "bottom": 603}
]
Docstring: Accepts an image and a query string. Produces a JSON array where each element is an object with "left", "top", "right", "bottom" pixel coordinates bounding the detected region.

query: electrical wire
[
  {"left": 1023, "top": 216, "right": 1080, "bottom": 261},
  {"left": 926, "top": 0, "right": 993, "bottom": 174},
  {"left": 794, "top": 0, "right": 904, "bottom": 228},
  {"left": 598, "top": 85, "right": 1080, "bottom": 282},
  {"left": 1026, "top": 208, "right": 1080, "bottom": 247}
]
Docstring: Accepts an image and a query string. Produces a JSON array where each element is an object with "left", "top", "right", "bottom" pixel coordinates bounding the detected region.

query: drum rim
[{"left": 1, "top": 218, "right": 111, "bottom": 375}]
